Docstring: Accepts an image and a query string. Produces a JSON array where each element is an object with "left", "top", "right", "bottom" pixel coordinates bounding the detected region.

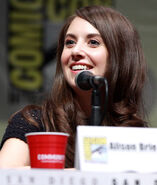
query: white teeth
[{"left": 72, "top": 65, "right": 88, "bottom": 70}]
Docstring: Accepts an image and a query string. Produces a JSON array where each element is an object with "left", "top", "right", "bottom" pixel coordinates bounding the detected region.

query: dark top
[{"left": 0, "top": 109, "right": 45, "bottom": 149}]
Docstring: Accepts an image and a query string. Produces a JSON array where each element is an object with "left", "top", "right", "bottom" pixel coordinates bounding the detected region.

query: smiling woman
[
  {"left": 0, "top": 5, "right": 148, "bottom": 168},
  {"left": 61, "top": 16, "right": 108, "bottom": 90}
]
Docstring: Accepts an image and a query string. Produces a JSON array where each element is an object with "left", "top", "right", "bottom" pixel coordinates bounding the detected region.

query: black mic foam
[{"left": 75, "top": 71, "right": 105, "bottom": 90}]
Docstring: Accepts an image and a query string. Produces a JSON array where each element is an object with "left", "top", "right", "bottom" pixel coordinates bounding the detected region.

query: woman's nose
[{"left": 71, "top": 43, "right": 86, "bottom": 61}]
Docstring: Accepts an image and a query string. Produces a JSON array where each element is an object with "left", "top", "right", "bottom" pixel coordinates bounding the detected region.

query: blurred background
[{"left": 0, "top": 0, "right": 157, "bottom": 140}]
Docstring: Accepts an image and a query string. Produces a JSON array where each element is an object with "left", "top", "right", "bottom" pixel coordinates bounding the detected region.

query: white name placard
[{"left": 75, "top": 126, "right": 157, "bottom": 173}]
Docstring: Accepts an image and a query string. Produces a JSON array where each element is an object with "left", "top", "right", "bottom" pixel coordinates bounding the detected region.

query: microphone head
[{"left": 75, "top": 71, "right": 93, "bottom": 90}]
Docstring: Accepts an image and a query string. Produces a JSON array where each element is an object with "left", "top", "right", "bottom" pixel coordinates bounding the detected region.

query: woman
[{"left": 0, "top": 5, "right": 148, "bottom": 168}]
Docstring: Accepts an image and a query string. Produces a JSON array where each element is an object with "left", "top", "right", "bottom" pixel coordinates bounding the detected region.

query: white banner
[{"left": 0, "top": 168, "right": 157, "bottom": 185}]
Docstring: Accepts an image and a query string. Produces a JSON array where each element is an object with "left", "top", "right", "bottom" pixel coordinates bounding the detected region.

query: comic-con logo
[{"left": 83, "top": 137, "right": 107, "bottom": 163}]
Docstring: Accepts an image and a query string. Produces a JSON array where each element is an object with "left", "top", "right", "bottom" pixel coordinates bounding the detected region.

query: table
[{"left": 0, "top": 169, "right": 157, "bottom": 185}]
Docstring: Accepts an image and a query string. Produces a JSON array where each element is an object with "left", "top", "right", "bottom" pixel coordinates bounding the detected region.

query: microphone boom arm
[
  {"left": 75, "top": 71, "right": 108, "bottom": 126},
  {"left": 90, "top": 88, "right": 102, "bottom": 126},
  {"left": 90, "top": 77, "right": 108, "bottom": 126}
]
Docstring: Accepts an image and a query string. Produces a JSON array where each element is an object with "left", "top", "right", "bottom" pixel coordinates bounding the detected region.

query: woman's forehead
[{"left": 66, "top": 17, "right": 99, "bottom": 35}]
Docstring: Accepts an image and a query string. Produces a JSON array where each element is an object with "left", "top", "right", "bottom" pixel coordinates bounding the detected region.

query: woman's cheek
[{"left": 61, "top": 49, "right": 69, "bottom": 65}]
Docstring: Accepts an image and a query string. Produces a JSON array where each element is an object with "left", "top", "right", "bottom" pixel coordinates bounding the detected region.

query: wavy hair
[{"left": 22, "top": 5, "right": 148, "bottom": 167}]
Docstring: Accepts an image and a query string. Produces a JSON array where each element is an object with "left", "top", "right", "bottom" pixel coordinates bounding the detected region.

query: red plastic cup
[{"left": 25, "top": 132, "right": 69, "bottom": 169}]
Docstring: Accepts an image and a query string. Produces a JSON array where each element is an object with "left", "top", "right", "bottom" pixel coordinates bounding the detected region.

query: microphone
[{"left": 75, "top": 71, "right": 105, "bottom": 90}]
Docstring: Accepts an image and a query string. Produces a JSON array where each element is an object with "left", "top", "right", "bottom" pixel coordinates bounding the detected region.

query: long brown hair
[{"left": 22, "top": 6, "right": 148, "bottom": 167}]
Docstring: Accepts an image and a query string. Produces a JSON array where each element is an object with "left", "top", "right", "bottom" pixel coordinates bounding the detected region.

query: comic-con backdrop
[{"left": 0, "top": 0, "right": 157, "bottom": 136}]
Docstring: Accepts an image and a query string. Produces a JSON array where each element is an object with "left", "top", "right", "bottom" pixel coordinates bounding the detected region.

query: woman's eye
[
  {"left": 65, "top": 39, "right": 75, "bottom": 47},
  {"left": 89, "top": 40, "right": 100, "bottom": 46}
]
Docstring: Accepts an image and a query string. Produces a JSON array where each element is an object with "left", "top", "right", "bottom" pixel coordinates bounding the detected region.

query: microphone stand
[
  {"left": 90, "top": 86, "right": 102, "bottom": 126},
  {"left": 89, "top": 77, "right": 108, "bottom": 126}
]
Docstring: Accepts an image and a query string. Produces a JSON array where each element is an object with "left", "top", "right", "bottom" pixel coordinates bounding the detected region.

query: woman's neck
[{"left": 75, "top": 89, "right": 92, "bottom": 118}]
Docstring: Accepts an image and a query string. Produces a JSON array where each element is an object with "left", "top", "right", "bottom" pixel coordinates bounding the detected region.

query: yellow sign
[{"left": 83, "top": 137, "right": 107, "bottom": 162}]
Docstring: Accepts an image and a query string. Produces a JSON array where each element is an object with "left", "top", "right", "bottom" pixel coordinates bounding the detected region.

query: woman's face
[{"left": 61, "top": 17, "right": 108, "bottom": 90}]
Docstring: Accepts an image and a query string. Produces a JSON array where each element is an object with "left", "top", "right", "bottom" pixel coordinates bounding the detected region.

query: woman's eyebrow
[
  {"left": 65, "top": 33, "right": 76, "bottom": 39},
  {"left": 65, "top": 33, "right": 101, "bottom": 39},
  {"left": 87, "top": 33, "right": 101, "bottom": 38}
]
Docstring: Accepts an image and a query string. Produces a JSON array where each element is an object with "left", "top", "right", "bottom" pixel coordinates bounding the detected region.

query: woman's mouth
[{"left": 71, "top": 64, "right": 93, "bottom": 71}]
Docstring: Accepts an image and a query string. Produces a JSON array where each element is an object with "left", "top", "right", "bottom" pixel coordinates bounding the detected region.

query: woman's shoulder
[
  {"left": 0, "top": 105, "right": 45, "bottom": 149},
  {"left": 9, "top": 104, "right": 45, "bottom": 131},
  {"left": 9, "top": 105, "right": 41, "bottom": 120}
]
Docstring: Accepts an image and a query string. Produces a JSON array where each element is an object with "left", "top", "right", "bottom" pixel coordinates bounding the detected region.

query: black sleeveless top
[{"left": 0, "top": 109, "right": 45, "bottom": 149}]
